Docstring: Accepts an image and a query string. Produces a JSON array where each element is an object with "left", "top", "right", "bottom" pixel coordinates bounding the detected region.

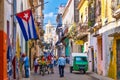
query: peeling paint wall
[
  {"left": 108, "top": 36, "right": 120, "bottom": 80},
  {"left": 97, "top": 37, "right": 103, "bottom": 75},
  {"left": 101, "top": 26, "right": 120, "bottom": 79},
  {"left": 89, "top": 33, "right": 98, "bottom": 72},
  {"left": 102, "top": 31, "right": 113, "bottom": 76}
]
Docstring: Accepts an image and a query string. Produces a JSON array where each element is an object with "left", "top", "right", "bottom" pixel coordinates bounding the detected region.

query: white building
[
  {"left": 62, "top": 0, "right": 79, "bottom": 57},
  {"left": 44, "top": 21, "right": 58, "bottom": 55}
]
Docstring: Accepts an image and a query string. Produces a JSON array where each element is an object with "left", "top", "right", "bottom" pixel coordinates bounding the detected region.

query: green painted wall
[{"left": 64, "top": 38, "right": 70, "bottom": 56}]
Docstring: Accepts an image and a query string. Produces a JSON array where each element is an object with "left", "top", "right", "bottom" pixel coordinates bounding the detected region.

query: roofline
[
  {"left": 77, "top": 0, "right": 85, "bottom": 9},
  {"left": 62, "top": 0, "right": 72, "bottom": 19}
]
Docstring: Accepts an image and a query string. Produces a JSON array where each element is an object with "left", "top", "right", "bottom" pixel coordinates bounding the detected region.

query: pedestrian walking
[
  {"left": 34, "top": 57, "right": 39, "bottom": 73},
  {"left": 58, "top": 55, "right": 66, "bottom": 77},
  {"left": 49, "top": 57, "right": 54, "bottom": 74},
  {"left": 22, "top": 54, "right": 30, "bottom": 78}
]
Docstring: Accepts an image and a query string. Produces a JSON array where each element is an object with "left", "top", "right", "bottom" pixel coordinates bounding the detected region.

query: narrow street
[
  {"left": 1, "top": 0, "right": 120, "bottom": 80},
  {"left": 22, "top": 65, "right": 98, "bottom": 80}
]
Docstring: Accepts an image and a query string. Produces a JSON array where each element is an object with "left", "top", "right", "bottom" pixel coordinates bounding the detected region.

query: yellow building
[
  {"left": 77, "top": 0, "right": 89, "bottom": 53},
  {"left": 90, "top": 0, "right": 120, "bottom": 79},
  {"left": 107, "top": 0, "right": 120, "bottom": 80}
]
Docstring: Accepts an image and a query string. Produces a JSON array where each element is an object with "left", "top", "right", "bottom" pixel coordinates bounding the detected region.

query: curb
[{"left": 87, "top": 72, "right": 114, "bottom": 80}]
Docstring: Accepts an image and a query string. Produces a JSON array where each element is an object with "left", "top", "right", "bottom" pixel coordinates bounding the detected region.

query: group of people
[
  {"left": 21, "top": 52, "right": 68, "bottom": 78},
  {"left": 33, "top": 55, "right": 56, "bottom": 74},
  {"left": 33, "top": 54, "right": 67, "bottom": 78}
]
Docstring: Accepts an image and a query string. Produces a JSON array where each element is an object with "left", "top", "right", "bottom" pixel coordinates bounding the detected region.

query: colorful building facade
[
  {"left": 77, "top": 0, "right": 89, "bottom": 53},
  {"left": 88, "top": 0, "right": 120, "bottom": 79}
]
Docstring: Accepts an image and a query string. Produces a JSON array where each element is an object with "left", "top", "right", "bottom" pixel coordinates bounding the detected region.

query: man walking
[{"left": 58, "top": 55, "right": 66, "bottom": 77}]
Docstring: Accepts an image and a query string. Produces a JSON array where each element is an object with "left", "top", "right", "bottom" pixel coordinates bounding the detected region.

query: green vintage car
[{"left": 70, "top": 53, "right": 88, "bottom": 74}]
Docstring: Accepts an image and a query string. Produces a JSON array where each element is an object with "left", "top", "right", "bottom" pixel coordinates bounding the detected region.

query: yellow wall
[
  {"left": 101, "top": 0, "right": 113, "bottom": 25},
  {"left": 16, "top": 34, "right": 20, "bottom": 59},
  {"left": 101, "top": 0, "right": 106, "bottom": 24},
  {"left": 107, "top": 0, "right": 113, "bottom": 22},
  {"left": 79, "top": 0, "right": 88, "bottom": 23},
  {"left": 108, "top": 36, "right": 120, "bottom": 80}
]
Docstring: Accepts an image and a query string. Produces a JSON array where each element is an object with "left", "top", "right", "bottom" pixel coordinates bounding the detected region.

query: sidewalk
[{"left": 87, "top": 72, "right": 114, "bottom": 80}]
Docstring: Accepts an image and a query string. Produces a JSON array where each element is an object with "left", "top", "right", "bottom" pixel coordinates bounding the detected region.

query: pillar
[
  {"left": 0, "top": 31, "right": 8, "bottom": 80},
  {"left": 0, "top": 0, "right": 8, "bottom": 79}
]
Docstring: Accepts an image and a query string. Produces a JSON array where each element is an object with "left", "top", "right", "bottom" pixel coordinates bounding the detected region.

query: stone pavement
[{"left": 21, "top": 64, "right": 114, "bottom": 80}]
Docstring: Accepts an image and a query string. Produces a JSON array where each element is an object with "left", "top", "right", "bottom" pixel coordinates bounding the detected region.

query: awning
[{"left": 75, "top": 40, "right": 84, "bottom": 45}]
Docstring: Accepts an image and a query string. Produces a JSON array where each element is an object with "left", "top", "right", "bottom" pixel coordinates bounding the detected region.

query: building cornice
[{"left": 77, "top": 0, "right": 85, "bottom": 9}]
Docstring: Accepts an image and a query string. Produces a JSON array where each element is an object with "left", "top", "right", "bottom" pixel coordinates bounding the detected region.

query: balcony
[
  {"left": 111, "top": 2, "right": 120, "bottom": 19},
  {"left": 76, "top": 22, "right": 89, "bottom": 39},
  {"left": 113, "top": 8, "right": 120, "bottom": 19},
  {"left": 77, "top": 22, "right": 89, "bottom": 33},
  {"left": 93, "top": 21, "right": 102, "bottom": 29},
  {"left": 88, "top": 21, "right": 102, "bottom": 33}
]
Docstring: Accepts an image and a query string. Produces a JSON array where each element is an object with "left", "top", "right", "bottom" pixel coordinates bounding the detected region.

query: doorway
[
  {"left": 91, "top": 48, "right": 94, "bottom": 72},
  {"left": 117, "top": 39, "right": 120, "bottom": 79},
  {"left": 97, "top": 37, "right": 103, "bottom": 75}
]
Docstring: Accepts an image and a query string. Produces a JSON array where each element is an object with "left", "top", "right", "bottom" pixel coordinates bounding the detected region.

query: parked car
[{"left": 70, "top": 53, "right": 88, "bottom": 74}]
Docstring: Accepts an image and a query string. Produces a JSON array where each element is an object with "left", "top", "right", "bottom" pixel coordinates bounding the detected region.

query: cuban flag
[{"left": 16, "top": 9, "right": 38, "bottom": 41}]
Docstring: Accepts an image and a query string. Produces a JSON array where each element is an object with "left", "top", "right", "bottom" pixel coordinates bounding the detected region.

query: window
[{"left": 75, "top": 57, "right": 87, "bottom": 62}]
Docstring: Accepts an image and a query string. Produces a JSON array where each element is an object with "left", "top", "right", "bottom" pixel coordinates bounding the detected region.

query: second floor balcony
[
  {"left": 77, "top": 21, "right": 89, "bottom": 33},
  {"left": 113, "top": 8, "right": 120, "bottom": 19},
  {"left": 75, "top": 21, "right": 89, "bottom": 39},
  {"left": 111, "top": 1, "right": 120, "bottom": 19}
]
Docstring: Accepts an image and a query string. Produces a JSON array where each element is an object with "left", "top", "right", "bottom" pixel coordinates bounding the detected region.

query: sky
[{"left": 43, "top": 0, "right": 68, "bottom": 29}]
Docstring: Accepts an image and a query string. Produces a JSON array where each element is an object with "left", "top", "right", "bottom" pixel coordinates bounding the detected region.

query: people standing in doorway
[
  {"left": 22, "top": 54, "right": 30, "bottom": 78},
  {"left": 58, "top": 55, "right": 66, "bottom": 77}
]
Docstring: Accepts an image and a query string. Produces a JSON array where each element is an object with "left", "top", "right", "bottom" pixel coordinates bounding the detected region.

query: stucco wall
[
  {"left": 63, "top": 0, "right": 74, "bottom": 25},
  {"left": 0, "top": 0, "right": 8, "bottom": 79},
  {"left": 89, "top": 33, "right": 98, "bottom": 72},
  {"left": 0, "top": 0, "right": 4, "bottom": 30},
  {"left": 99, "top": 21, "right": 120, "bottom": 79},
  {"left": 102, "top": 31, "right": 114, "bottom": 76}
]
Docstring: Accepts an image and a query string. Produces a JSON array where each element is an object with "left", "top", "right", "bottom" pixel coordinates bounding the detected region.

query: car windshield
[{"left": 75, "top": 57, "right": 87, "bottom": 62}]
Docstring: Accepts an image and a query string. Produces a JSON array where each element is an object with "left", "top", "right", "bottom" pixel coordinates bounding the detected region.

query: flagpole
[
  {"left": 32, "top": 2, "right": 48, "bottom": 9},
  {"left": 11, "top": 2, "right": 48, "bottom": 16}
]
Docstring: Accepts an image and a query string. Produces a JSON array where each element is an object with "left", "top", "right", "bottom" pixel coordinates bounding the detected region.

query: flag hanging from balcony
[{"left": 16, "top": 9, "right": 37, "bottom": 41}]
